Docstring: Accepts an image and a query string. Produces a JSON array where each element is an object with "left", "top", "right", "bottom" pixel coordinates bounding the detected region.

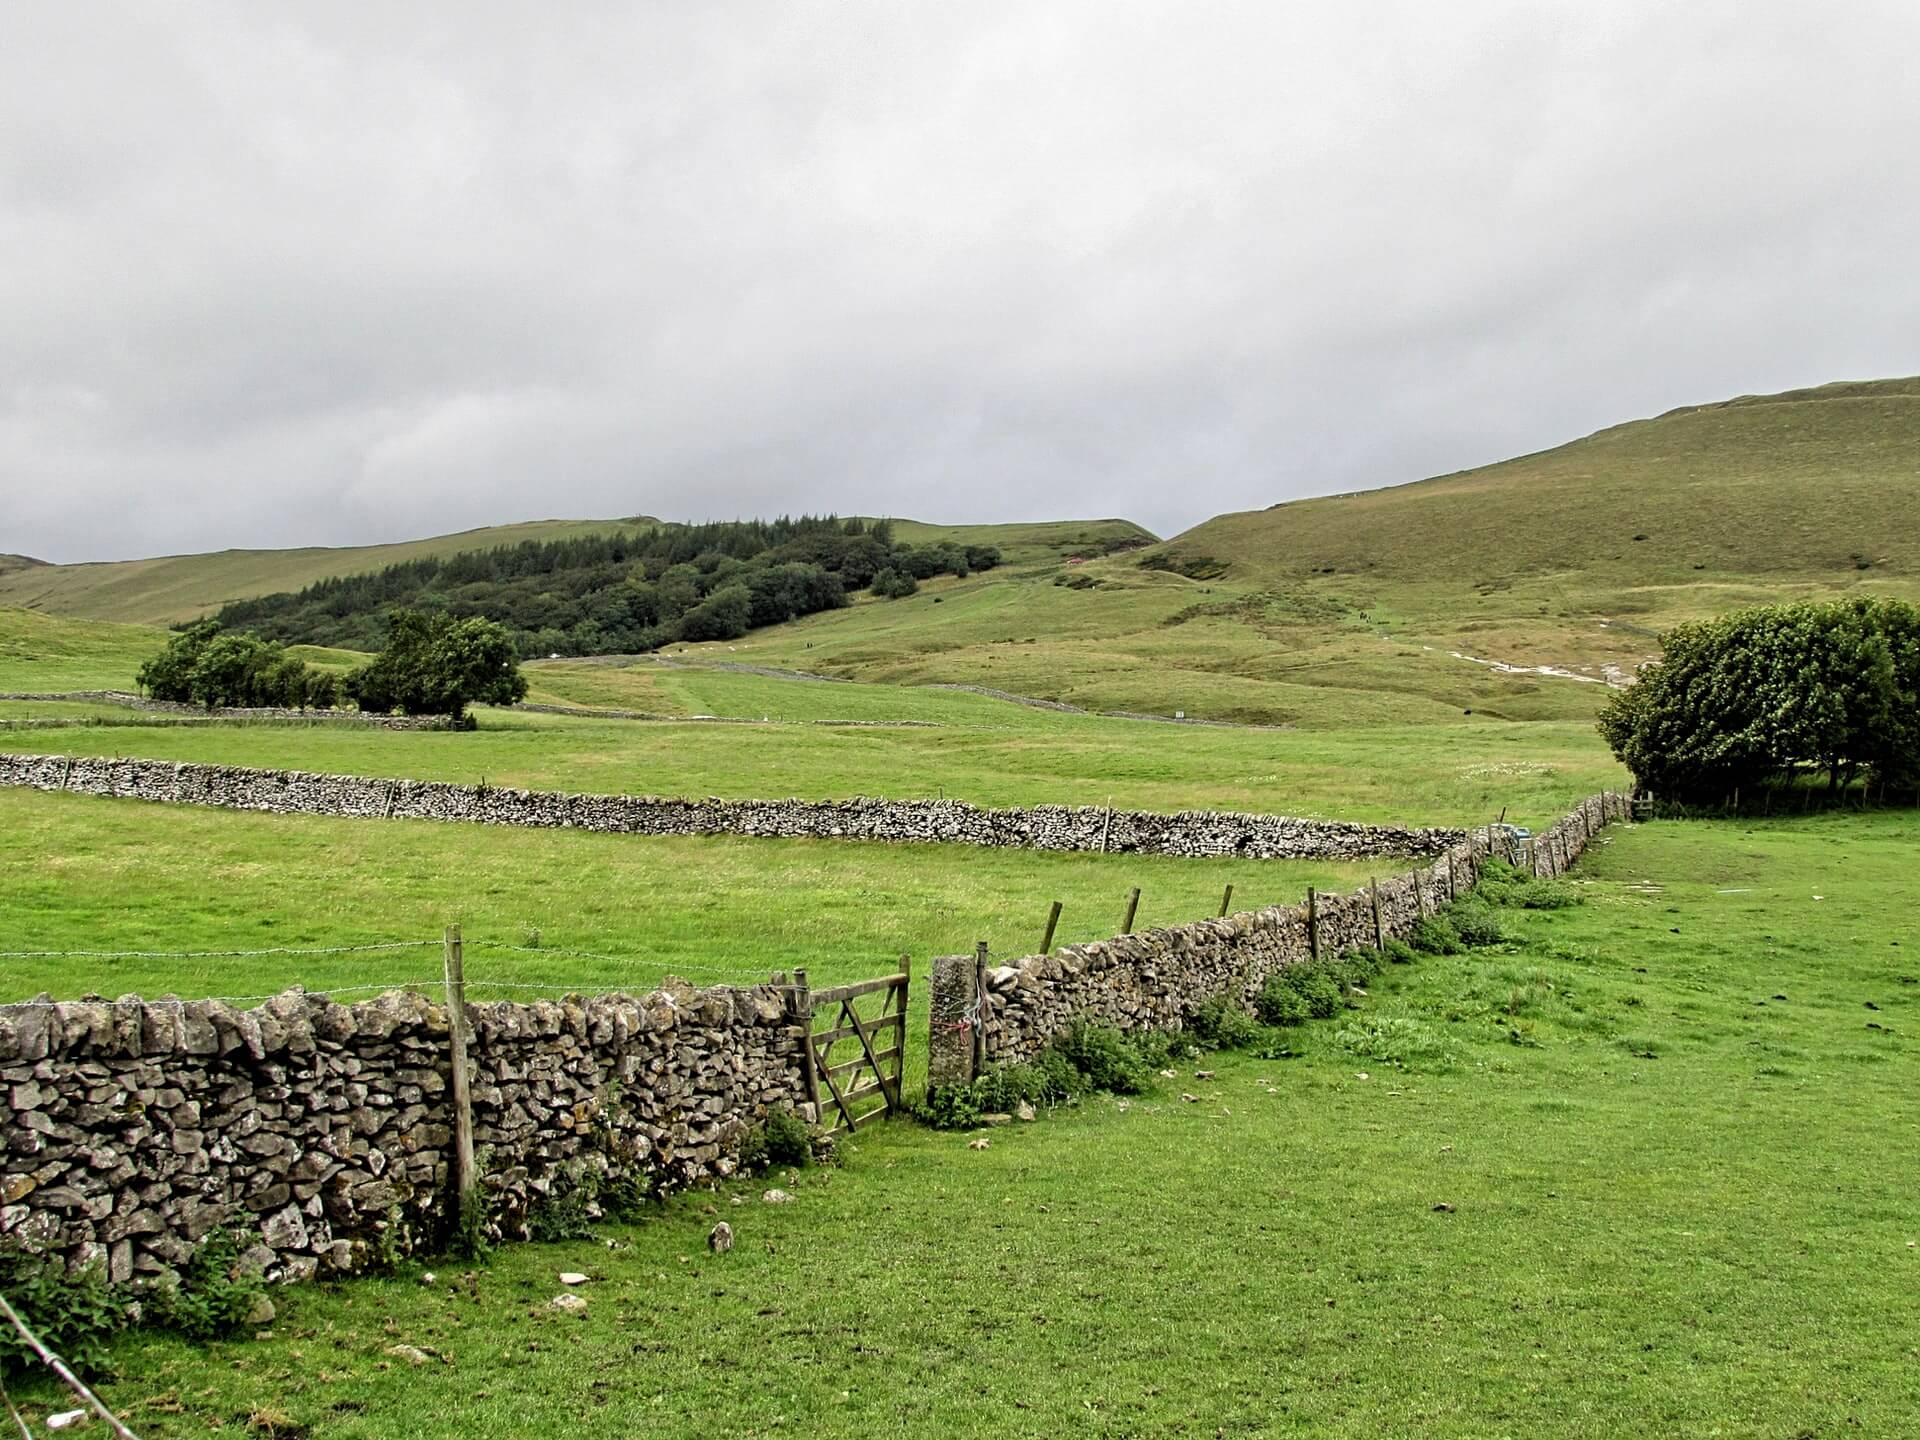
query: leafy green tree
[
  {"left": 678, "top": 585, "right": 753, "bottom": 642},
  {"left": 348, "top": 611, "right": 528, "bottom": 723},
  {"left": 136, "top": 620, "right": 223, "bottom": 702},
  {"left": 870, "top": 567, "right": 918, "bottom": 599},
  {"left": 1599, "top": 598, "right": 1920, "bottom": 799}
]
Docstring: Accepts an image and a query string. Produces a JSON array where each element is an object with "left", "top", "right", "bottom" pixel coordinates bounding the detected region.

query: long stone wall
[
  {"left": 0, "top": 752, "right": 1466, "bottom": 860},
  {"left": 935, "top": 792, "right": 1630, "bottom": 1073},
  {"left": 0, "top": 979, "right": 804, "bottom": 1285},
  {"left": 0, "top": 693, "right": 444, "bottom": 730}
]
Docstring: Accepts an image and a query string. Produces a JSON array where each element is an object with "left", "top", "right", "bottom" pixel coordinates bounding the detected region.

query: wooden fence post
[
  {"left": 1219, "top": 884, "right": 1235, "bottom": 918},
  {"left": 1414, "top": 870, "right": 1428, "bottom": 920},
  {"left": 1122, "top": 887, "right": 1141, "bottom": 934},
  {"left": 1306, "top": 887, "right": 1320, "bottom": 962},
  {"left": 1099, "top": 798, "right": 1114, "bottom": 854},
  {"left": 792, "top": 967, "right": 819, "bottom": 1122},
  {"left": 442, "top": 926, "right": 476, "bottom": 1202},
  {"left": 1370, "top": 877, "right": 1384, "bottom": 949},
  {"left": 1040, "top": 901, "right": 1062, "bottom": 955},
  {"left": 972, "top": 942, "right": 990, "bottom": 1078}
]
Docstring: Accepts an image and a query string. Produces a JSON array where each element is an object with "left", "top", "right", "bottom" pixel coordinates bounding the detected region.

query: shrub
[
  {"left": 145, "top": 1229, "right": 269, "bottom": 1342},
  {"left": 870, "top": 567, "right": 919, "bottom": 599},
  {"left": 1053, "top": 1022, "right": 1153, "bottom": 1094},
  {"left": 762, "top": 1110, "right": 814, "bottom": 1169},
  {"left": 1475, "top": 858, "right": 1582, "bottom": 910},
  {"left": 1187, "top": 995, "right": 1262, "bottom": 1050},
  {"left": 1410, "top": 915, "right": 1464, "bottom": 955},
  {"left": 1291, "top": 964, "right": 1346, "bottom": 1019},
  {"left": 1446, "top": 896, "right": 1507, "bottom": 948},
  {"left": 914, "top": 1056, "right": 1083, "bottom": 1130},
  {"left": 1255, "top": 977, "right": 1311, "bottom": 1026},
  {"left": 0, "top": 1239, "right": 124, "bottom": 1378},
  {"left": 1381, "top": 939, "right": 1420, "bottom": 965}
]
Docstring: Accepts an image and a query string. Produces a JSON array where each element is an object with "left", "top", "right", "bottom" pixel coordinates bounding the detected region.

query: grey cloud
[{"left": 3, "top": 1, "right": 1917, "bottom": 562}]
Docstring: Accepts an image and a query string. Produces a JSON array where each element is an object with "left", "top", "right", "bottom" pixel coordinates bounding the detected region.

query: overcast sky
[{"left": 3, "top": 2, "right": 1916, "bottom": 564}]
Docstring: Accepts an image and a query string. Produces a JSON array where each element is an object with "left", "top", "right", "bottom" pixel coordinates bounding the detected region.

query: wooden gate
[{"left": 788, "top": 961, "right": 910, "bottom": 1134}]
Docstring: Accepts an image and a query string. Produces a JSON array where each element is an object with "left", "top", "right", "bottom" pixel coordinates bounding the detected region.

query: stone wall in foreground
[
  {"left": 0, "top": 979, "right": 804, "bottom": 1284},
  {"left": 0, "top": 752, "right": 1465, "bottom": 860},
  {"left": 944, "top": 792, "right": 1629, "bottom": 1070}
]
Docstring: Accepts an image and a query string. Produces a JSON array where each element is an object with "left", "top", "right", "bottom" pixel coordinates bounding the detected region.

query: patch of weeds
[
  {"left": 1475, "top": 857, "right": 1583, "bottom": 910},
  {"left": 1335, "top": 1014, "right": 1459, "bottom": 1071},
  {"left": 1411, "top": 914, "right": 1465, "bottom": 955},
  {"left": 0, "top": 1235, "right": 125, "bottom": 1378},
  {"left": 528, "top": 1166, "right": 600, "bottom": 1243},
  {"left": 1187, "top": 994, "right": 1264, "bottom": 1050},
  {"left": 447, "top": 1185, "right": 493, "bottom": 1261},
  {"left": 1381, "top": 938, "right": 1420, "bottom": 965},
  {"left": 1446, "top": 895, "right": 1508, "bottom": 947},
  {"left": 1056, "top": 1021, "right": 1156, "bottom": 1094},
  {"left": 763, "top": 1109, "right": 814, "bottom": 1169},
  {"left": 1254, "top": 978, "right": 1311, "bottom": 1026},
  {"left": 146, "top": 1228, "right": 270, "bottom": 1342}
]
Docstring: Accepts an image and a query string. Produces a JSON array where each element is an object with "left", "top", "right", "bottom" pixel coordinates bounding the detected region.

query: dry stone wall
[
  {"left": 0, "top": 980, "right": 805, "bottom": 1285},
  {"left": 0, "top": 693, "right": 443, "bottom": 730},
  {"left": 0, "top": 752, "right": 1465, "bottom": 860},
  {"left": 951, "top": 792, "right": 1632, "bottom": 1069}
]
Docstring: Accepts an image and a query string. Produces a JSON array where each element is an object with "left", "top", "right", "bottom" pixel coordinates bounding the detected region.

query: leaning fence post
[
  {"left": 1414, "top": 869, "right": 1428, "bottom": 920},
  {"left": 1122, "top": 887, "right": 1141, "bottom": 934},
  {"left": 442, "top": 925, "right": 476, "bottom": 1203},
  {"left": 1219, "top": 884, "right": 1235, "bottom": 918},
  {"left": 1370, "top": 877, "right": 1385, "bottom": 949},
  {"left": 1306, "top": 887, "right": 1320, "bottom": 961},
  {"left": 1040, "top": 900, "right": 1062, "bottom": 955}
]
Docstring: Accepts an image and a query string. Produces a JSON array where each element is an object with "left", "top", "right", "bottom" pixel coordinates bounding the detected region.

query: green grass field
[
  {"left": 9, "top": 812, "right": 1912, "bottom": 1437},
  {"left": 0, "top": 786, "right": 1370, "bottom": 1007},
  {"left": 0, "top": 706, "right": 1622, "bottom": 827}
]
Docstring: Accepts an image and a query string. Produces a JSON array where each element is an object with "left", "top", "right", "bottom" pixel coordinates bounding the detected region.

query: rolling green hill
[
  {"left": 0, "top": 518, "right": 662, "bottom": 626},
  {"left": 0, "top": 516, "right": 1155, "bottom": 628},
  {"left": 691, "top": 378, "right": 1920, "bottom": 726},
  {"left": 6, "top": 379, "right": 1911, "bottom": 727}
]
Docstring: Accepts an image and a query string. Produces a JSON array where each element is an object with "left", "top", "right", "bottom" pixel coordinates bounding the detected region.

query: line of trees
[
  {"left": 137, "top": 621, "right": 342, "bottom": 710},
  {"left": 213, "top": 517, "right": 1001, "bottom": 657},
  {"left": 1599, "top": 598, "right": 1920, "bottom": 801},
  {"left": 138, "top": 612, "right": 527, "bottom": 725}
]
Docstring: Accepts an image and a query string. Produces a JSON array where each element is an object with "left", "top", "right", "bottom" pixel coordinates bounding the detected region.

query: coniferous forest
[{"left": 213, "top": 517, "right": 1000, "bottom": 657}]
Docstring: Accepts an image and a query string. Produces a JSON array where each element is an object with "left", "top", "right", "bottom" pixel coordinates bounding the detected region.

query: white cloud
[{"left": 2, "top": 0, "right": 1916, "bottom": 560}]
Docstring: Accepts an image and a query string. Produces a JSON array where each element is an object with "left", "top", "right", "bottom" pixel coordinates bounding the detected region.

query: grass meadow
[
  {"left": 5, "top": 812, "right": 1911, "bottom": 1437},
  {"left": 0, "top": 705, "right": 1623, "bottom": 828}
]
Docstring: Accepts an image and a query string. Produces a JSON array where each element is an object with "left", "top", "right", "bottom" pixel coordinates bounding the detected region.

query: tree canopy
[
  {"left": 137, "top": 621, "right": 341, "bottom": 710},
  {"left": 212, "top": 516, "right": 1000, "bottom": 657},
  {"left": 1598, "top": 598, "right": 1920, "bottom": 800},
  {"left": 346, "top": 611, "right": 528, "bottom": 723}
]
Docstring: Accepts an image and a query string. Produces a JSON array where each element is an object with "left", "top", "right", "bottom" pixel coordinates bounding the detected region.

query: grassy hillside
[
  {"left": 690, "top": 379, "right": 1920, "bottom": 725},
  {"left": 0, "top": 517, "right": 660, "bottom": 625},
  {"left": 887, "top": 517, "right": 1155, "bottom": 565},
  {"left": 0, "top": 607, "right": 167, "bottom": 691},
  {"left": 0, "top": 516, "right": 1153, "bottom": 629}
]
